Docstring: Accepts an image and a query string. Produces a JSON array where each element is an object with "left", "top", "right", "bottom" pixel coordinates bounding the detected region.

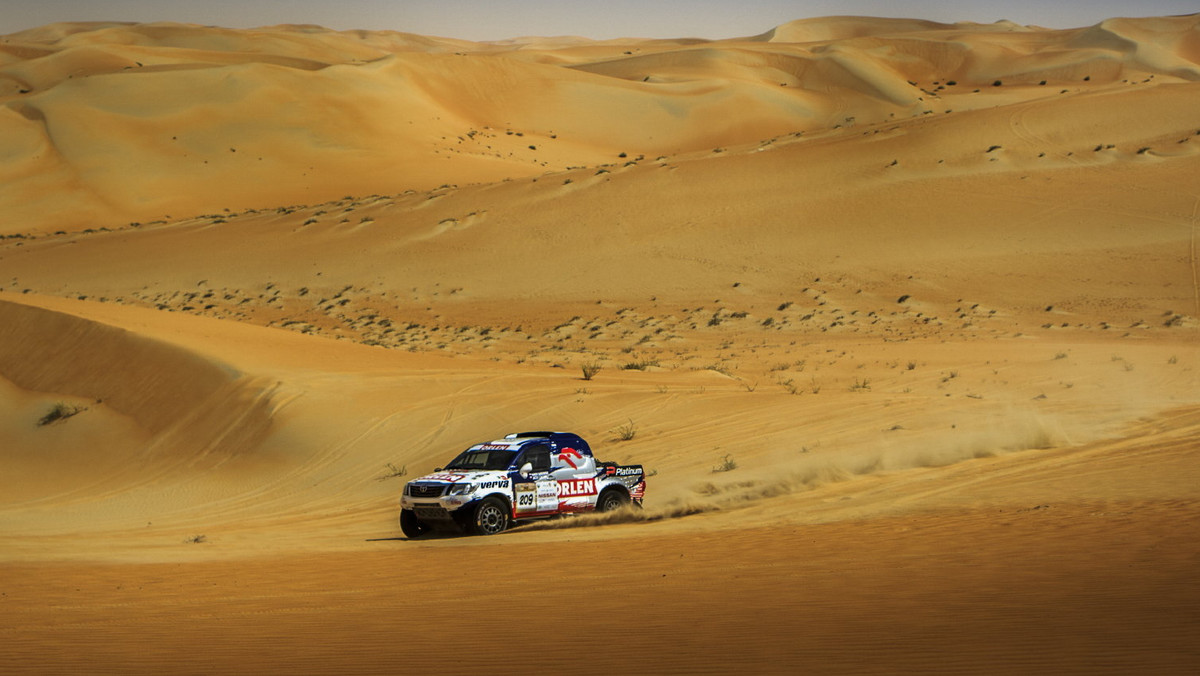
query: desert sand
[{"left": 1, "top": 14, "right": 1199, "bottom": 674}]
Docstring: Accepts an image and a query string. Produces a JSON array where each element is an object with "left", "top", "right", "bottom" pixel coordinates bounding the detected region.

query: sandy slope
[
  {"left": 2, "top": 14, "right": 1199, "bottom": 233},
  {"left": 1, "top": 13, "right": 1199, "bottom": 675}
]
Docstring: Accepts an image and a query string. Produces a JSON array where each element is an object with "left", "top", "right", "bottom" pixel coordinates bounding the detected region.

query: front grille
[{"left": 409, "top": 483, "right": 446, "bottom": 498}]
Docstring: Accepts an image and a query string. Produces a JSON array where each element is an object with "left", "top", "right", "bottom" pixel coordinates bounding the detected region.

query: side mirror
[
  {"left": 519, "top": 462, "right": 533, "bottom": 478},
  {"left": 434, "top": 467, "right": 442, "bottom": 472}
]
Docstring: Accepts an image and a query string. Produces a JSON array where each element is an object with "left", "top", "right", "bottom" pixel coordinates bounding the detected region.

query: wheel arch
[
  {"left": 596, "top": 484, "right": 632, "bottom": 511},
  {"left": 478, "top": 491, "right": 513, "bottom": 515},
  {"left": 599, "top": 484, "right": 630, "bottom": 499}
]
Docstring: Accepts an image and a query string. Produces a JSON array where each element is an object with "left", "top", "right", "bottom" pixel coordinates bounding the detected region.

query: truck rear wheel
[
  {"left": 400, "top": 509, "right": 430, "bottom": 539},
  {"left": 597, "top": 488, "right": 630, "bottom": 512},
  {"left": 470, "top": 497, "right": 510, "bottom": 536}
]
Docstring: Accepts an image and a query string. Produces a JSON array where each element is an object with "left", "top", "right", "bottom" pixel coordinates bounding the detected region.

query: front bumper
[
  {"left": 401, "top": 493, "right": 474, "bottom": 521},
  {"left": 407, "top": 502, "right": 456, "bottom": 521}
]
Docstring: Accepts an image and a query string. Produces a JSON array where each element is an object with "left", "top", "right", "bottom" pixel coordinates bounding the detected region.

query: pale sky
[{"left": 3, "top": 0, "right": 1198, "bottom": 41}]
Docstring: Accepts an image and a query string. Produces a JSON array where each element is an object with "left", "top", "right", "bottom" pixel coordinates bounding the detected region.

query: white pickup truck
[{"left": 399, "top": 431, "right": 646, "bottom": 537}]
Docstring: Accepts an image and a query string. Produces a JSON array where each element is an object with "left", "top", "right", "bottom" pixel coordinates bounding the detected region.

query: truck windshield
[{"left": 444, "top": 449, "right": 516, "bottom": 471}]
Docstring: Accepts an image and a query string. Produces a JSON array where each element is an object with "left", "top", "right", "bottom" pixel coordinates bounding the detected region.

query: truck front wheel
[
  {"left": 470, "top": 497, "right": 510, "bottom": 536},
  {"left": 597, "top": 488, "right": 630, "bottom": 512},
  {"left": 400, "top": 509, "right": 430, "bottom": 539}
]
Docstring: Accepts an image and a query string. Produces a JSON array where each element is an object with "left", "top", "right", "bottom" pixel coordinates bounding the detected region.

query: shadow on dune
[{"left": 0, "top": 298, "right": 277, "bottom": 462}]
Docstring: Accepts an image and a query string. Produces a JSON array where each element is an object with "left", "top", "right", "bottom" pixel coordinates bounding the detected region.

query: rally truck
[{"left": 399, "top": 431, "right": 646, "bottom": 537}]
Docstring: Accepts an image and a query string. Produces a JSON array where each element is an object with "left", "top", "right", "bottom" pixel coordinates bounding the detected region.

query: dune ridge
[
  {"left": 2, "top": 14, "right": 1199, "bottom": 233},
  {"left": 0, "top": 298, "right": 275, "bottom": 452}
]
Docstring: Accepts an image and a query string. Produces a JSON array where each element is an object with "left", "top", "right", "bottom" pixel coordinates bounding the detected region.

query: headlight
[{"left": 447, "top": 483, "right": 477, "bottom": 496}]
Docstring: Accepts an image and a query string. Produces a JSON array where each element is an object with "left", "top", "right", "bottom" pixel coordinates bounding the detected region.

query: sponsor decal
[
  {"left": 536, "top": 480, "right": 559, "bottom": 511},
  {"left": 557, "top": 446, "right": 585, "bottom": 469},
  {"left": 614, "top": 466, "right": 643, "bottom": 476},
  {"left": 480, "top": 443, "right": 510, "bottom": 450},
  {"left": 478, "top": 479, "right": 510, "bottom": 489},
  {"left": 557, "top": 478, "right": 597, "bottom": 498},
  {"left": 425, "top": 473, "right": 467, "bottom": 483}
]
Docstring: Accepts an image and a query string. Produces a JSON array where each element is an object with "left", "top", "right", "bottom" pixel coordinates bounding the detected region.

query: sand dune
[
  {"left": 757, "top": 15, "right": 960, "bottom": 42},
  {"left": 2, "top": 15, "right": 1199, "bottom": 233},
  {"left": 0, "top": 299, "right": 257, "bottom": 434},
  {"left": 1, "top": 13, "right": 1199, "bottom": 675}
]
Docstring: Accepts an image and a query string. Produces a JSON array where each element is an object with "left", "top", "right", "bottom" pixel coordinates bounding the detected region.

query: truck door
[{"left": 512, "top": 444, "right": 557, "bottom": 516}]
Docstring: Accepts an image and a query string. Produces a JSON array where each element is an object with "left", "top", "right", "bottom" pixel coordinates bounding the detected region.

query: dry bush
[
  {"left": 37, "top": 403, "right": 86, "bottom": 427},
  {"left": 580, "top": 362, "right": 603, "bottom": 380},
  {"left": 612, "top": 419, "right": 637, "bottom": 441},
  {"left": 712, "top": 454, "right": 738, "bottom": 473}
]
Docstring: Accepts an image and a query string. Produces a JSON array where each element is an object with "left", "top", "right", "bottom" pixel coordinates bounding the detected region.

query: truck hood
[{"left": 409, "top": 470, "right": 509, "bottom": 485}]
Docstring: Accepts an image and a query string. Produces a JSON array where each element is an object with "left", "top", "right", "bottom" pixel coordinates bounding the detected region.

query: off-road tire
[
  {"left": 596, "top": 488, "right": 630, "bottom": 512},
  {"left": 400, "top": 509, "right": 430, "bottom": 539},
  {"left": 470, "top": 497, "right": 510, "bottom": 536}
]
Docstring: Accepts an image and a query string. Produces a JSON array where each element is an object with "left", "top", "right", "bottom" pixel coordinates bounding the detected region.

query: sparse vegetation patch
[
  {"left": 37, "top": 403, "right": 86, "bottom": 427},
  {"left": 712, "top": 454, "right": 738, "bottom": 473},
  {"left": 612, "top": 419, "right": 638, "bottom": 441},
  {"left": 580, "top": 362, "right": 603, "bottom": 380}
]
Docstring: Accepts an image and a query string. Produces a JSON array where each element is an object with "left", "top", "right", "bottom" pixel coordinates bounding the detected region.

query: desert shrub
[
  {"left": 37, "top": 403, "right": 85, "bottom": 427},
  {"left": 712, "top": 454, "right": 738, "bottom": 473},
  {"left": 612, "top": 419, "right": 637, "bottom": 441},
  {"left": 580, "top": 362, "right": 603, "bottom": 380},
  {"left": 376, "top": 463, "right": 408, "bottom": 482}
]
